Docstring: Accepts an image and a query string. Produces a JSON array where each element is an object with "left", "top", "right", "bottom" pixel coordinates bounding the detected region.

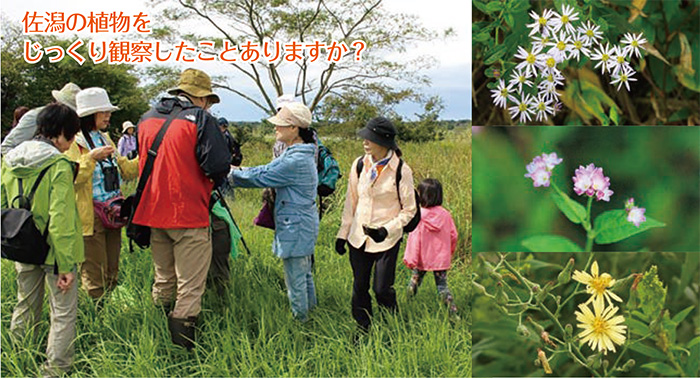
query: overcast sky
[{"left": 1, "top": 0, "right": 471, "bottom": 121}]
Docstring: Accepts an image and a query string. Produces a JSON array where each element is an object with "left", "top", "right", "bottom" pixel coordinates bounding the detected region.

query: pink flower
[
  {"left": 625, "top": 198, "right": 646, "bottom": 227},
  {"left": 525, "top": 152, "right": 563, "bottom": 187},
  {"left": 572, "top": 163, "right": 613, "bottom": 202}
]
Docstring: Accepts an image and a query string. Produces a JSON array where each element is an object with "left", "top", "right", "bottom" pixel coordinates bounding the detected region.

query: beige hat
[
  {"left": 167, "top": 68, "right": 220, "bottom": 104},
  {"left": 122, "top": 121, "right": 136, "bottom": 133},
  {"left": 76, "top": 87, "right": 120, "bottom": 117},
  {"left": 267, "top": 102, "right": 312, "bottom": 128},
  {"left": 275, "top": 94, "right": 295, "bottom": 110},
  {"left": 52, "top": 83, "right": 82, "bottom": 111}
]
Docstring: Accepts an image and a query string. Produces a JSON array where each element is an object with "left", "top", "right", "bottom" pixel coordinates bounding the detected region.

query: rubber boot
[{"left": 168, "top": 316, "right": 197, "bottom": 351}]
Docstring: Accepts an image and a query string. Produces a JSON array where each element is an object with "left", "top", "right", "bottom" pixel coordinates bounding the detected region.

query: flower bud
[
  {"left": 517, "top": 324, "right": 531, "bottom": 338},
  {"left": 587, "top": 354, "right": 602, "bottom": 370},
  {"left": 495, "top": 282, "right": 509, "bottom": 305},
  {"left": 527, "top": 316, "right": 546, "bottom": 334},
  {"left": 602, "top": 359, "right": 609, "bottom": 370},
  {"left": 482, "top": 260, "right": 502, "bottom": 281},
  {"left": 541, "top": 331, "right": 557, "bottom": 348},
  {"left": 621, "top": 359, "right": 635, "bottom": 372},
  {"left": 557, "top": 258, "right": 575, "bottom": 285},
  {"left": 536, "top": 282, "right": 553, "bottom": 304},
  {"left": 565, "top": 324, "right": 573, "bottom": 340},
  {"left": 537, "top": 348, "right": 553, "bottom": 374}
]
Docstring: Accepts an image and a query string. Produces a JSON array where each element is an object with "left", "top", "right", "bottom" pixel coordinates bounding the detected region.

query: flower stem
[{"left": 585, "top": 196, "right": 594, "bottom": 252}]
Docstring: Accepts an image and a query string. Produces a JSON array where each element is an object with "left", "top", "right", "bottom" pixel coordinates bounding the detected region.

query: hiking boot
[{"left": 168, "top": 316, "right": 197, "bottom": 351}]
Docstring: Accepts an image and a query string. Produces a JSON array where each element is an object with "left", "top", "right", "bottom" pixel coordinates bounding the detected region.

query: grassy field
[{"left": 1, "top": 131, "right": 471, "bottom": 377}]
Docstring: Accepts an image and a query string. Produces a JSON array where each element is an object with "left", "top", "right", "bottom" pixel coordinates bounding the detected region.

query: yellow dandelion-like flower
[
  {"left": 572, "top": 261, "right": 622, "bottom": 308},
  {"left": 575, "top": 300, "right": 627, "bottom": 355}
]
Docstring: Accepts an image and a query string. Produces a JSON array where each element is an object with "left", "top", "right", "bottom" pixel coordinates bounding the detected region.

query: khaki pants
[
  {"left": 11, "top": 263, "right": 78, "bottom": 375},
  {"left": 81, "top": 213, "right": 121, "bottom": 298},
  {"left": 151, "top": 227, "right": 212, "bottom": 318}
]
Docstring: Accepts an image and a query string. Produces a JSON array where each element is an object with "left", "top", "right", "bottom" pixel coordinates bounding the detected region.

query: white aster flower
[
  {"left": 610, "top": 46, "right": 632, "bottom": 76},
  {"left": 577, "top": 21, "right": 603, "bottom": 46},
  {"left": 537, "top": 54, "right": 562, "bottom": 76},
  {"left": 620, "top": 32, "right": 647, "bottom": 59},
  {"left": 591, "top": 43, "right": 616, "bottom": 74},
  {"left": 526, "top": 9, "right": 556, "bottom": 37},
  {"left": 508, "top": 94, "right": 535, "bottom": 124},
  {"left": 542, "top": 84, "right": 561, "bottom": 103},
  {"left": 610, "top": 65, "right": 637, "bottom": 91},
  {"left": 570, "top": 33, "right": 592, "bottom": 61},
  {"left": 509, "top": 68, "right": 534, "bottom": 94},
  {"left": 546, "top": 30, "right": 573, "bottom": 62},
  {"left": 515, "top": 45, "right": 544, "bottom": 77},
  {"left": 551, "top": 4, "right": 580, "bottom": 35},
  {"left": 532, "top": 34, "right": 553, "bottom": 51},
  {"left": 533, "top": 94, "right": 555, "bottom": 122},
  {"left": 537, "top": 71, "right": 565, "bottom": 93},
  {"left": 490, "top": 79, "right": 515, "bottom": 108}
]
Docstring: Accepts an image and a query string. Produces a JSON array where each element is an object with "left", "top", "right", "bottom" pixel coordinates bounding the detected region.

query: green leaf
[
  {"left": 642, "top": 362, "right": 679, "bottom": 376},
  {"left": 484, "top": 43, "right": 507, "bottom": 65},
  {"left": 474, "top": 31, "right": 491, "bottom": 43},
  {"left": 485, "top": 1, "right": 504, "bottom": 13},
  {"left": 549, "top": 187, "right": 587, "bottom": 224},
  {"left": 593, "top": 210, "right": 666, "bottom": 244},
  {"left": 522, "top": 235, "right": 583, "bottom": 252},
  {"left": 610, "top": 106, "right": 619, "bottom": 125},
  {"left": 686, "top": 336, "right": 700, "bottom": 378},
  {"left": 688, "top": 336, "right": 700, "bottom": 349},
  {"left": 637, "top": 266, "right": 667, "bottom": 320},
  {"left": 627, "top": 317, "right": 650, "bottom": 336},
  {"left": 629, "top": 342, "right": 668, "bottom": 360},
  {"left": 671, "top": 306, "right": 695, "bottom": 324}
]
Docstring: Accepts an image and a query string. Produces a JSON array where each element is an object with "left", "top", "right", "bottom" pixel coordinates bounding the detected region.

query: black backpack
[
  {"left": 1, "top": 166, "right": 52, "bottom": 265},
  {"left": 355, "top": 156, "right": 421, "bottom": 233}
]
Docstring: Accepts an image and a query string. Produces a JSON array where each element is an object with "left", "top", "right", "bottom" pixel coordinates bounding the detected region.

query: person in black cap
[
  {"left": 218, "top": 117, "right": 243, "bottom": 166},
  {"left": 335, "top": 116, "right": 418, "bottom": 333}
]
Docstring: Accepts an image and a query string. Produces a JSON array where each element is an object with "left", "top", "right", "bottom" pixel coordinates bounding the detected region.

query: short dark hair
[
  {"left": 36, "top": 103, "right": 80, "bottom": 140},
  {"left": 299, "top": 127, "right": 315, "bottom": 144},
  {"left": 417, "top": 178, "right": 443, "bottom": 208}
]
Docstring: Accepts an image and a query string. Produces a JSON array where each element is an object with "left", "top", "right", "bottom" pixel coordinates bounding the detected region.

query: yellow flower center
[
  {"left": 591, "top": 275, "right": 612, "bottom": 295},
  {"left": 527, "top": 53, "right": 536, "bottom": 64},
  {"left": 537, "top": 102, "right": 546, "bottom": 111},
  {"left": 562, "top": 15, "right": 569, "bottom": 24},
  {"left": 586, "top": 29, "right": 594, "bottom": 37},
  {"left": 557, "top": 41, "right": 566, "bottom": 50},
  {"left": 518, "top": 103, "right": 527, "bottom": 111},
  {"left": 574, "top": 40, "right": 583, "bottom": 49},
  {"left": 617, "top": 55, "right": 625, "bottom": 63},
  {"left": 620, "top": 74, "right": 628, "bottom": 81},
  {"left": 542, "top": 37, "right": 550, "bottom": 44},
  {"left": 592, "top": 317, "right": 608, "bottom": 334},
  {"left": 539, "top": 17, "right": 547, "bottom": 25},
  {"left": 500, "top": 88, "right": 508, "bottom": 96},
  {"left": 546, "top": 57, "right": 556, "bottom": 68},
  {"left": 602, "top": 54, "right": 609, "bottom": 61},
  {"left": 632, "top": 40, "right": 639, "bottom": 47},
  {"left": 547, "top": 74, "right": 554, "bottom": 82}
]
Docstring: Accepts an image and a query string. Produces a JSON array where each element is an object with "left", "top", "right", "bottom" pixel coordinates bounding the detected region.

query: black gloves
[
  {"left": 363, "top": 226, "right": 388, "bottom": 243},
  {"left": 335, "top": 239, "right": 347, "bottom": 255}
]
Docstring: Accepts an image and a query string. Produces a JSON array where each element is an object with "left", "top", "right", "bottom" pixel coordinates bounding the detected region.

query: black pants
[
  {"left": 349, "top": 241, "right": 401, "bottom": 331},
  {"left": 207, "top": 215, "right": 231, "bottom": 298}
]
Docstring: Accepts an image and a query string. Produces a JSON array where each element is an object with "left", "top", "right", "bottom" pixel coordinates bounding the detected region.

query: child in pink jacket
[{"left": 403, "top": 178, "right": 459, "bottom": 315}]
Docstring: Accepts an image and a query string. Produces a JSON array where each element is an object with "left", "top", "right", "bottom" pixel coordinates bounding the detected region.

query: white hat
[
  {"left": 122, "top": 121, "right": 136, "bottom": 133},
  {"left": 51, "top": 83, "right": 82, "bottom": 111},
  {"left": 76, "top": 87, "right": 120, "bottom": 117},
  {"left": 267, "top": 102, "right": 312, "bottom": 128},
  {"left": 276, "top": 94, "right": 295, "bottom": 110}
]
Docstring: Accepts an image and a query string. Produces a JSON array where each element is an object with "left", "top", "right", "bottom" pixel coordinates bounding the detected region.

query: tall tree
[{"left": 154, "top": 0, "right": 440, "bottom": 116}]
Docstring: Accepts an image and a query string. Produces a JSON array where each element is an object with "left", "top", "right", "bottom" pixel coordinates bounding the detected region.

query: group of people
[{"left": 1, "top": 68, "right": 459, "bottom": 376}]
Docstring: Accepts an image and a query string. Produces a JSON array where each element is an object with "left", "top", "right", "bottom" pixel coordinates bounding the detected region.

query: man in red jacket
[{"left": 133, "top": 68, "right": 231, "bottom": 350}]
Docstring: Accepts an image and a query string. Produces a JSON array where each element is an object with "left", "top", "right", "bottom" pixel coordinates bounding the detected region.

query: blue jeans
[{"left": 282, "top": 255, "right": 317, "bottom": 321}]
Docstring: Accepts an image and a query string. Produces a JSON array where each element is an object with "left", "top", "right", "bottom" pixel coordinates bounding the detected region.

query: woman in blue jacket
[{"left": 227, "top": 102, "right": 319, "bottom": 321}]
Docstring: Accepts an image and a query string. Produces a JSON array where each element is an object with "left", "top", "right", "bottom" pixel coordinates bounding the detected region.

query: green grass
[{"left": 1, "top": 133, "right": 471, "bottom": 377}]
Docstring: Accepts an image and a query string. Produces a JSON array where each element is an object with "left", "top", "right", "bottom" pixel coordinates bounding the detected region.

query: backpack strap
[
  {"left": 12, "top": 165, "right": 52, "bottom": 210},
  {"left": 128, "top": 108, "right": 180, "bottom": 219},
  {"left": 355, "top": 156, "right": 364, "bottom": 178},
  {"left": 395, "top": 158, "right": 404, "bottom": 209}
]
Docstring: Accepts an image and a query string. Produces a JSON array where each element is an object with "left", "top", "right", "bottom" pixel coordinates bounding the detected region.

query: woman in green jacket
[{"left": 1, "top": 103, "right": 84, "bottom": 377}]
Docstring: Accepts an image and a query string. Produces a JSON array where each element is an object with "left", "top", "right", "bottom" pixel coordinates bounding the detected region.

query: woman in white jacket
[{"left": 335, "top": 117, "right": 417, "bottom": 332}]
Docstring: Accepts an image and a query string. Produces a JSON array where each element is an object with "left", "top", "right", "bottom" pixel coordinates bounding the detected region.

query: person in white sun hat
[
  {"left": 117, "top": 121, "right": 138, "bottom": 158},
  {"left": 65, "top": 87, "right": 138, "bottom": 304},
  {"left": 1, "top": 83, "right": 82, "bottom": 156}
]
